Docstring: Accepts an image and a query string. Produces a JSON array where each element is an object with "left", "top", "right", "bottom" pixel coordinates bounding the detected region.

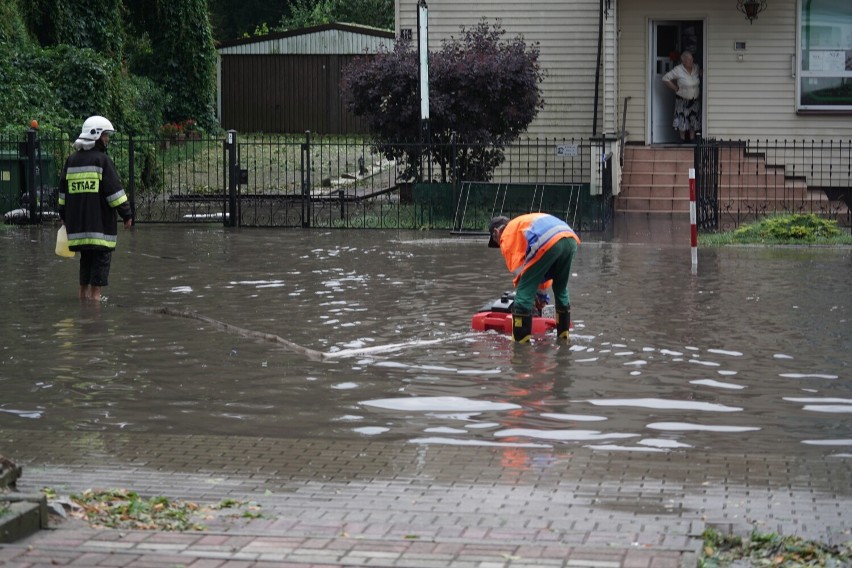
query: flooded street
[{"left": 1, "top": 224, "right": 850, "bottom": 457}]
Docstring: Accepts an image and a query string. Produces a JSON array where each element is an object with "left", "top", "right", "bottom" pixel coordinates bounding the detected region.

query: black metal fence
[
  {"left": 0, "top": 130, "right": 66, "bottom": 224},
  {"left": 694, "top": 138, "right": 851, "bottom": 231},
  {"left": 2, "top": 130, "right": 612, "bottom": 232},
  {"left": 8, "top": 130, "right": 847, "bottom": 234}
]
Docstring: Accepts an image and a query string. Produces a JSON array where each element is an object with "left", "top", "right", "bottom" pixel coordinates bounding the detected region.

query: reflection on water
[{"left": 0, "top": 225, "right": 850, "bottom": 457}]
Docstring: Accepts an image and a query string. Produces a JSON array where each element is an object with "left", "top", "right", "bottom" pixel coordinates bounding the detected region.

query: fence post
[
  {"left": 301, "top": 131, "right": 311, "bottom": 228},
  {"left": 451, "top": 133, "right": 458, "bottom": 215},
  {"left": 128, "top": 136, "right": 136, "bottom": 218},
  {"left": 689, "top": 167, "right": 698, "bottom": 269},
  {"left": 25, "top": 128, "right": 38, "bottom": 224},
  {"left": 227, "top": 130, "right": 237, "bottom": 227}
]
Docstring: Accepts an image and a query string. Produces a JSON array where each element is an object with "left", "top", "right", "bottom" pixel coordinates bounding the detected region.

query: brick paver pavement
[{"left": 1, "top": 429, "right": 850, "bottom": 567}]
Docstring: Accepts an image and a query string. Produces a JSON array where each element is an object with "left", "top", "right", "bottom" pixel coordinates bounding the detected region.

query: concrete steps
[{"left": 616, "top": 146, "right": 694, "bottom": 214}]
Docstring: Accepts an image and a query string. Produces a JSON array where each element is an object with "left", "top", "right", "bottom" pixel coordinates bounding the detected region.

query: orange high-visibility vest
[{"left": 498, "top": 213, "right": 580, "bottom": 287}]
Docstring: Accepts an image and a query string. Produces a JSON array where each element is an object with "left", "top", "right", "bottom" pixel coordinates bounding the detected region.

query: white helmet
[{"left": 78, "top": 115, "right": 115, "bottom": 141}]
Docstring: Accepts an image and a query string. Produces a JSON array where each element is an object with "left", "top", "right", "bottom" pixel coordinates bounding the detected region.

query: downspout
[{"left": 592, "top": 0, "right": 604, "bottom": 136}]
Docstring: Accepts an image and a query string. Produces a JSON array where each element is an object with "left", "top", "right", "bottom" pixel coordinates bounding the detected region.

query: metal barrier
[
  {"left": 693, "top": 137, "right": 720, "bottom": 231},
  {"left": 450, "top": 182, "right": 606, "bottom": 235},
  {"left": 6, "top": 130, "right": 614, "bottom": 231},
  {"left": 694, "top": 138, "right": 851, "bottom": 231}
]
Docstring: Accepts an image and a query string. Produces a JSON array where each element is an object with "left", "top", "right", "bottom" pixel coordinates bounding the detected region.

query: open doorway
[{"left": 649, "top": 20, "right": 704, "bottom": 145}]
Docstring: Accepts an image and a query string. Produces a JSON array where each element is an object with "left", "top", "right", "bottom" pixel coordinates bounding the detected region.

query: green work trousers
[{"left": 512, "top": 237, "right": 578, "bottom": 315}]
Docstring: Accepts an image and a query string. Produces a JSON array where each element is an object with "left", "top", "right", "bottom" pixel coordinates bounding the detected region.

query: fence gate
[
  {"left": 228, "top": 133, "right": 311, "bottom": 228},
  {"left": 694, "top": 138, "right": 720, "bottom": 231}
]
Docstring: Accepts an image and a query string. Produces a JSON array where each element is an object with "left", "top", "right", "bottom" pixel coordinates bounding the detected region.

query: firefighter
[
  {"left": 488, "top": 213, "right": 580, "bottom": 342},
  {"left": 58, "top": 116, "right": 134, "bottom": 301}
]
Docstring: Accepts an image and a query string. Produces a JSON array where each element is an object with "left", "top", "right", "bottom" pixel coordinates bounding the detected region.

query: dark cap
[{"left": 487, "top": 216, "right": 510, "bottom": 248}]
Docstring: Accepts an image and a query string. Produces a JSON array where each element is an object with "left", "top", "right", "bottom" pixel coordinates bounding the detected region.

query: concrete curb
[{"left": 0, "top": 494, "right": 48, "bottom": 544}]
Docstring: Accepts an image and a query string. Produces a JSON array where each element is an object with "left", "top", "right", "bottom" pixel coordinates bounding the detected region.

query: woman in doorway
[{"left": 662, "top": 50, "right": 701, "bottom": 144}]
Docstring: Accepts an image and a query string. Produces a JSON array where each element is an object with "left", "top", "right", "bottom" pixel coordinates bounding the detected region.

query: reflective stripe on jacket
[
  {"left": 498, "top": 213, "right": 581, "bottom": 287},
  {"left": 58, "top": 147, "right": 132, "bottom": 251}
]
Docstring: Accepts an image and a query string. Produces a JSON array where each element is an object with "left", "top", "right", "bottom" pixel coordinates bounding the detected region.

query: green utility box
[
  {"left": 0, "top": 149, "right": 59, "bottom": 218},
  {"left": 0, "top": 150, "right": 24, "bottom": 216}
]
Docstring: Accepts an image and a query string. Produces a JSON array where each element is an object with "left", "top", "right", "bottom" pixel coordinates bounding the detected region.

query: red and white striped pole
[{"left": 689, "top": 168, "right": 698, "bottom": 268}]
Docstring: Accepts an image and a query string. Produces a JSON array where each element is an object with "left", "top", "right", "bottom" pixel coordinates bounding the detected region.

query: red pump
[{"left": 471, "top": 292, "right": 566, "bottom": 336}]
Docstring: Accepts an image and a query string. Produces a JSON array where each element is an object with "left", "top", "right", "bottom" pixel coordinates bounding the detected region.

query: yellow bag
[{"left": 55, "top": 225, "right": 75, "bottom": 258}]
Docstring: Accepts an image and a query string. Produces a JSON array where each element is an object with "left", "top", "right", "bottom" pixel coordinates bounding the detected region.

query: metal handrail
[{"left": 619, "top": 96, "right": 632, "bottom": 168}]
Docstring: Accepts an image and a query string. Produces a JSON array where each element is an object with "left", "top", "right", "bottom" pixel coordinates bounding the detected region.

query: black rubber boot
[
  {"left": 556, "top": 305, "right": 571, "bottom": 340},
  {"left": 512, "top": 312, "right": 533, "bottom": 343}
]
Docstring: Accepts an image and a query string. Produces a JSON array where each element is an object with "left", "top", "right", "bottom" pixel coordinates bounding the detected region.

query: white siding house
[
  {"left": 397, "top": 0, "right": 851, "bottom": 218},
  {"left": 397, "top": 0, "right": 852, "bottom": 143},
  {"left": 397, "top": 0, "right": 604, "bottom": 140}
]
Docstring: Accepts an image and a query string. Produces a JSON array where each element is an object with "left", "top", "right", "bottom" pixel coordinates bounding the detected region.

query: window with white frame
[{"left": 798, "top": 0, "right": 852, "bottom": 111}]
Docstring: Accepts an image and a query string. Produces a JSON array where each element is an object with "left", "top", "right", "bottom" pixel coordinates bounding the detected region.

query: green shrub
[
  {"left": 118, "top": 75, "right": 169, "bottom": 136},
  {"left": 0, "top": 44, "right": 70, "bottom": 135},
  {"left": 732, "top": 214, "right": 841, "bottom": 243},
  {"left": 0, "top": 0, "right": 29, "bottom": 46},
  {"left": 151, "top": 0, "right": 218, "bottom": 130},
  {"left": 36, "top": 45, "right": 118, "bottom": 124},
  {"left": 2, "top": 1, "right": 220, "bottom": 137}
]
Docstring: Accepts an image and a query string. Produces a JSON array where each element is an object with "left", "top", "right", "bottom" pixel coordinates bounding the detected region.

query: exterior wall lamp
[{"left": 737, "top": 0, "right": 767, "bottom": 24}]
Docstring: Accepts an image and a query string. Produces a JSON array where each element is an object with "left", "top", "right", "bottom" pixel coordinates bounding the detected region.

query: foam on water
[
  {"left": 333, "top": 415, "right": 363, "bottom": 421},
  {"left": 494, "top": 429, "right": 639, "bottom": 441},
  {"left": 353, "top": 427, "right": 389, "bottom": 435},
  {"left": 408, "top": 437, "right": 551, "bottom": 448},
  {"left": 229, "top": 280, "right": 286, "bottom": 288},
  {"left": 689, "top": 359, "right": 721, "bottom": 367},
  {"left": 690, "top": 379, "right": 745, "bottom": 390},
  {"left": 801, "top": 405, "right": 852, "bottom": 413},
  {"left": 584, "top": 444, "right": 667, "bottom": 452},
  {"left": 326, "top": 333, "right": 474, "bottom": 358},
  {"left": 585, "top": 398, "right": 743, "bottom": 412},
  {"left": 540, "top": 413, "right": 608, "bottom": 422},
  {"left": 361, "top": 396, "right": 521, "bottom": 412},
  {"left": 0, "top": 408, "right": 43, "bottom": 419},
  {"left": 707, "top": 349, "right": 743, "bottom": 357},
  {"left": 638, "top": 438, "right": 692, "bottom": 449},
  {"left": 779, "top": 373, "right": 838, "bottom": 380},
  {"left": 784, "top": 397, "right": 852, "bottom": 403},
  {"left": 647, "top": 422, "right": 760, "bottom": 432}
]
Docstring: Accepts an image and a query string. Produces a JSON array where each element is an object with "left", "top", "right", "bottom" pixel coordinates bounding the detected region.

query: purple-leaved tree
[{"left": 342, "top": 21, "right": 544, "bottom": 182}]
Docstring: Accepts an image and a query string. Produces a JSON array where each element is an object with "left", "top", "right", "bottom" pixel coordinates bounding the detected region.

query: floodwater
[{"left": 1, "top": 224, "right": 850, "bottom": 457}]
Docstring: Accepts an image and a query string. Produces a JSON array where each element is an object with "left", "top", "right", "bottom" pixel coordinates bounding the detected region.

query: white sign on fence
[{"left": 555, "top": 144, "right": 579, "bottom": 158}]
